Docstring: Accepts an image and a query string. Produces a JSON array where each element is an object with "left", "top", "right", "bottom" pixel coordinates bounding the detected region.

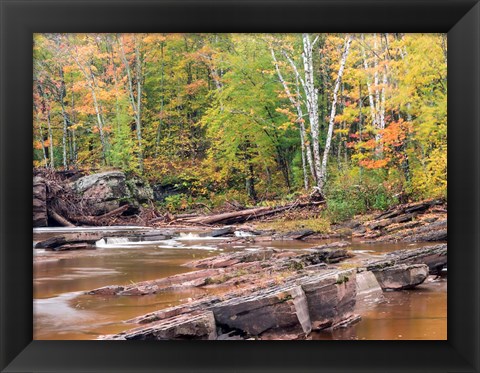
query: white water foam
[
  {"left": 96, "top": 237, "right": 182, "bottom": 249},
  {"left": 177, "top": 232, "right": 229, "bottom": 241},
  {"left": 234, "top": 230, "right": 254, "bottom": 237}
]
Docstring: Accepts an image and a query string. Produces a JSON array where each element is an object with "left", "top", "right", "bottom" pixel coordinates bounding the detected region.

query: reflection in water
[
  {"left": 33, "top": 232, "right": 447, "bottom": 340},
  {"left": 312, "top": 278, "right": 447, "bottom": 340}
]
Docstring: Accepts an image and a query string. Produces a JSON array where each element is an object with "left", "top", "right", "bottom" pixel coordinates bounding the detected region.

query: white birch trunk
[
  {"left": 134, "top": 38, "right": 144, "bottom": 171},
  {"left": 373, "top": 34, "right": 382, "bottom": 141},
  {"left": 301, "top": 34, "right": 322, "bottom": 186},
  {"left": 361, "top": 34, "right": 377, "bottom": 129},
  {"left": 318, "top": 35, "right": 352, "bottom": 193},
  {"left": 46, "top": 109, "right": 54, "bottom": 169}
]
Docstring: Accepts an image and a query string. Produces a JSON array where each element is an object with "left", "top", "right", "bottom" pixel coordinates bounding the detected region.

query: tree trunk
[
  {"left": 119, "top": 35, "right": 144, "bottom": 172},
  {"left": 318, "top": 35, "right": 352, "bottom": 193},
  {"left": 301, "top": 33, "right": 322, "bottom": 188},
  {"left": 134, "top": 38, "right": 144, "bottom": 172},
  {"left": 155, "top": 42, "right": 166, "bottom": 157},
  {"left": 361, "top": 34, "right": 378, "bottom": 129},
  {"left": 88, "top": 73, "right": 108, "bottom": 163}
]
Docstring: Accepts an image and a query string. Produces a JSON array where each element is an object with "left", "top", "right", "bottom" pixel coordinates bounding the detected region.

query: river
[{"left": 33, "top": 227, "right": 447, "bottom": 340}]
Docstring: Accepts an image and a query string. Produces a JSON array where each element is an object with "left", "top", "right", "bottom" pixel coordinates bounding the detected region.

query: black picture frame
[{"left": 1, "top": 0, "right": 479, "bottom": 372}]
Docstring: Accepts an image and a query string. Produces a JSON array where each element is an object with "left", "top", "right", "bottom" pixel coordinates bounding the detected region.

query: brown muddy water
[{"left": 33, "top": 228, "right": 447, "bottom": 340}]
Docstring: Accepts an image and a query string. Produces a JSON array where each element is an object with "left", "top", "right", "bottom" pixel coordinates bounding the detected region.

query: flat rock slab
[
  {"left": 100, "top": 311, "right": 217, "bottom": 340},
  {"left": 211, "top": 284, "right": 312, "bottom": 338},
  {"left": 372, "top": 264, "right": 429, "bottom": 290},
  {"left": 35, "top": 234, "right": 102, "bottom": 249},
  {"left": 364, "top": 244, "right": 447, "bottom": 275},
  {"left": 88, "top": 268, "right": 224, "bottom": 296},
  {"left": 127, "top": 297, "right": 222, "bottom": 325},
  {"left": 53, "top": 243, "right": 96, "bottom": 251},
  {"left": 185, "top": 248, "right": 274, "bottom": 269}
]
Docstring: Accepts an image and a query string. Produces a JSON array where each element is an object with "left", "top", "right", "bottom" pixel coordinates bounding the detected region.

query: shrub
[{"left": 324, "top": 167, "right": 398, "bottom": 223}]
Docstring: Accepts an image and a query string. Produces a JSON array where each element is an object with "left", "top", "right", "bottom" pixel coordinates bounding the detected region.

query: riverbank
[{"left": 33, "top": 174, "right": 447, "bottom": 340}]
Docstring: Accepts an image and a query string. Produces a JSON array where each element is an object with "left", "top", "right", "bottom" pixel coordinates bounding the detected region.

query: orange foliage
[{"left": 359, "top": 158, "right": 390, "bottom": 169}]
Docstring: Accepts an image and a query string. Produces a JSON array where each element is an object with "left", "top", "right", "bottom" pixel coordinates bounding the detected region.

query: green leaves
[{"left": 33, "top": 33, "right": 447, "bottom": 206}]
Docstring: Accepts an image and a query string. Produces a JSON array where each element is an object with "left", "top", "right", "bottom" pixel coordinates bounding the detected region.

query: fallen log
[
  {"left": 48, "top": 209, "right": 75, "bottom": 227},
  {"left": 69, "top": 204, "right": 129, "bottom": 226},
  {"left": 373, "top": 199, "right": 443, "bottom": 221},
  {"left": 183, "top": 200, "right": 324, "bottom": 225},
  {"left": 184, "top": 206, "right": 272, "bottom": 225}
]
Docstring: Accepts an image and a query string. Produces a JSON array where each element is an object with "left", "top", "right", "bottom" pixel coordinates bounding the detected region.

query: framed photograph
[{"left": 1, "top": 0, "right": 479, "bottom": 372}]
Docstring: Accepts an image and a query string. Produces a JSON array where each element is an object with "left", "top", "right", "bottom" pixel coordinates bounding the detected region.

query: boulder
[
  {"left": 71, "top": 171, "right": 155, "bottom": 216},
  {"left": 100, "top": 311, "right": 217, "bottom": 340},
  {"left": 372, "top": 263, "right": 429, "bottom": 290},
  {"left": 211, "top": 284, "right": 312, "bottom": 338},
  {"left": 72, "top": 171, "right": 129, "bottom": 215},
  {"left": 126, "top": 176, "right": 154, "bottom": 204}
]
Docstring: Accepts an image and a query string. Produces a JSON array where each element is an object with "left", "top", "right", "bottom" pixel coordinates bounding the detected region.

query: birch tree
[{"left": 318, "top": 34, "right": 352, "bottom": 192}]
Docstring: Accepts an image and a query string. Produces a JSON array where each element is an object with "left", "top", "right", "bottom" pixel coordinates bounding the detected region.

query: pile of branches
[{"left": 34, "top": 168, "right": 155, "bottom": 227}]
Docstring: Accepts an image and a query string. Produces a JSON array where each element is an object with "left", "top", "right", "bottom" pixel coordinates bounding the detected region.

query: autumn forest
[{"left": 33, "top": 33, "right": 447, "bottom": 220}]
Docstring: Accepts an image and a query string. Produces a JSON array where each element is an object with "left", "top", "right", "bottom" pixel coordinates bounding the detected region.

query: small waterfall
[
  {"left": 234, "top": 230, "right": 254, "bottom": 237},
  {"left": 96, "top": 237, "right": 131, "bottom": 247},
  {"left": 177, "top": 232, "right": 202, "bottom": 240},
  {"left": 106, "top": 237, "right": 131, "bottom": 245}
]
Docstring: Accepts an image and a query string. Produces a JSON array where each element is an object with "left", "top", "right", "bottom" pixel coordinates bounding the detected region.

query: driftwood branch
[
  {"left": 48, "top": 209, "right": 75, "bottom": 227},
  {"left": 70, "top": 204, "right": 129, "bottom": 226}
]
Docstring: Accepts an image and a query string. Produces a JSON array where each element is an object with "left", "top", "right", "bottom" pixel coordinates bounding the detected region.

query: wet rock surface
[
  {"left": 101, "top": 311, "right": 217, "bottom": 340},
  {"left": 372, "top": 264, "right": 429, "bottom": 290},
  {"left": 356, "top": 271, "right": 384, "bottom": 302},
  {"left": 363, "top": 243, "right": 447, "bottom": 275},
  {"left": 211, "top": 284, "right": 312, "bottom": 338},
  {"left": 300, "top": 270, "right": 357, "bottom": 330}
]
